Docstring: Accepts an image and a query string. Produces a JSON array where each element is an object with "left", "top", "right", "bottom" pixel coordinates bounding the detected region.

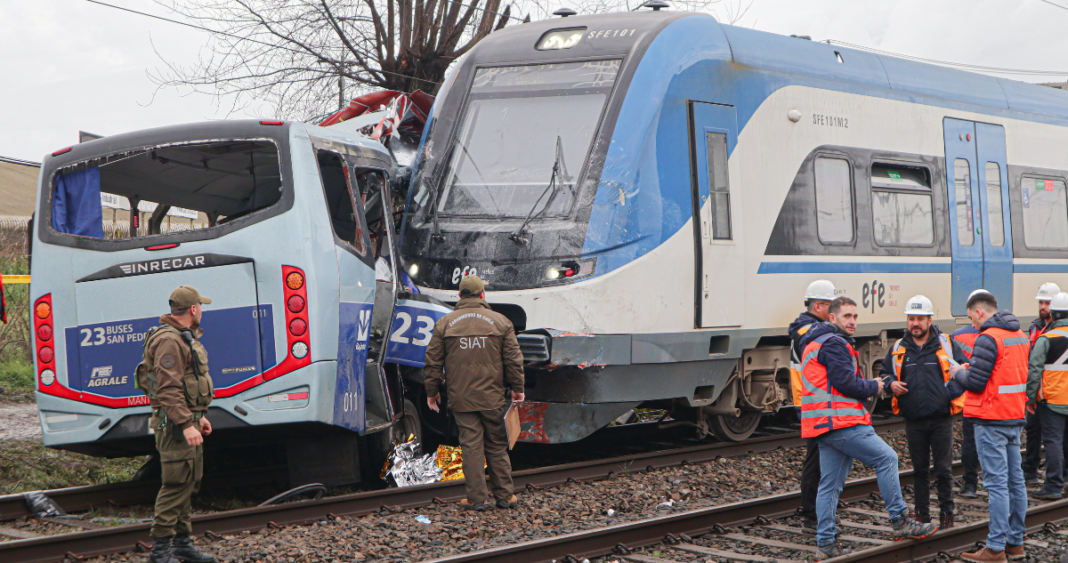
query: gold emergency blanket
[{"left": 434, "top": 445, "right": 487, "bottom": 481}]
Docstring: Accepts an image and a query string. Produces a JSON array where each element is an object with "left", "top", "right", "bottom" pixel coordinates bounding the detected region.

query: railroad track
[
  {"left": 0, "top": 418, "right": 905, "bottom": 563},
  {"left": 418, "top": 464, "right": 1068, "bottom": 563}
]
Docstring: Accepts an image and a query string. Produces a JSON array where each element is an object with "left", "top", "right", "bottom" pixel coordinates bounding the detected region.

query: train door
[
  {"left": 689, "top": 101, "right": 743, "bottom": 328},
  {"left": 943, "top": 119, "right": 1013, "bottom": 315}
]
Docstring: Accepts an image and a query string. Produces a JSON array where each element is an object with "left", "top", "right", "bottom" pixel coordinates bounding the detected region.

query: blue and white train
[
  {"left": 31, "top": 7, "right": 1068, "bottom": 482},
  {"left": 398, "top": 8, "right": 1068, "bottom": 441}
]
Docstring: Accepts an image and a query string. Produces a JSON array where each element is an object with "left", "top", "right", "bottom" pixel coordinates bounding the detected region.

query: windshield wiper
[{"left": 510, "top": 136, "right": 567, "bottom": 244}]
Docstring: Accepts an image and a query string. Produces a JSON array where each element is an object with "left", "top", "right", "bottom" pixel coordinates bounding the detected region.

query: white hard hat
[
  {"left": 805, "top": 279, "right": 837, "bottom": 301},
  {"left": 1052, "top": 292, "right": 1068, "bottom": 312},
  {"left": 969, "top": 289, "right": 991, "bottom": 301},
  {"left": 1037, "top": 282, "right": 1062, "bottom": 301},
  {"left": 904, "top": 295, "right": 935, "bottom": 316}
]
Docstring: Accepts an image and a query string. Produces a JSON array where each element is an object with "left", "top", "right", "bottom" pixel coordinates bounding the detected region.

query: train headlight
[
  {"left": 408, "top": 263, "right": 419, "bottom": 277},
  {"left": 536, "top": 28, "right": 586, "bottom": 50},
  {"left": 40, "top": 369, "right": 55, "bottom": 386},
  {"left": 291, "top": 341, "right": 309, "bottom": 359}
]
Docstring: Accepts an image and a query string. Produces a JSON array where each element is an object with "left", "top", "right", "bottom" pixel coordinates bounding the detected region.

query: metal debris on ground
[
  {"left": 385, "top": 437, "right": 442, "bottom": 488},
  {"left": 23, "top": 492, "right": 65, "bottom": 518}
]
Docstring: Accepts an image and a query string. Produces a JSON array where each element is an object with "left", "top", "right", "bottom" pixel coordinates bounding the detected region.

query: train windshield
[{"left": 436, "top": 59, "right": 621, "bottom": 218}]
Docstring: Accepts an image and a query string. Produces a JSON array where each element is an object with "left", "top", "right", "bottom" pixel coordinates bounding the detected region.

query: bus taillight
[
  {"left": 265, "top": 265, "right": 311, "bottom": 380},
  {"left": 33, "top": 295, "right": 57, "bottom": 387}
]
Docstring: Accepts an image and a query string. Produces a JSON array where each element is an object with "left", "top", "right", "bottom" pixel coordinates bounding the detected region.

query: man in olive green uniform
[
  {"left": 424, "top": 275, "right": 525, "bottom": 511},
  {"left": 139, "top": 286, "right": 216, "bottom": 563}
]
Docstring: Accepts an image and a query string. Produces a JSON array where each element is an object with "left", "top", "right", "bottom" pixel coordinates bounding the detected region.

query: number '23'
[{"left": 389, "top": 312, "right": 433, "bottom": 346}]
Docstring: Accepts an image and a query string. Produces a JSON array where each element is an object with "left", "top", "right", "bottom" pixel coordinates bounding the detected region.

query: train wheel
[{"left": 708, "top": 411, "right": 761, "bottom": 442}]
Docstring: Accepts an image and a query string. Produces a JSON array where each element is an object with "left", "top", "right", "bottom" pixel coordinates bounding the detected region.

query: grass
[
  {"left": 0, "top": 441, "right": 146, "bottom": 495},
  {"left": 0, "top": 357, "right": 34, "bottom": 402}
]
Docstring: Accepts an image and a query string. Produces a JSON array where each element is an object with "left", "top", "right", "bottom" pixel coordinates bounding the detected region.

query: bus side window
[{"left": 315, "top": 150, "right": 369, "bottom": 259}]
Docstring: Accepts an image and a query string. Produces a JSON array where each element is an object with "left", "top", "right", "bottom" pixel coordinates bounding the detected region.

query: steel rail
[
  {"left": 0, "top": 466, "right": 287, "bottom": 521},
  {"left": 0, "top": 419, "right": 904, "bottom": 563},
  {"left": 419, "top": 465, "right": 1068, "bottom": 563},
  {"left": 418, "top": 465, "right": 943, "bottom": 563}
]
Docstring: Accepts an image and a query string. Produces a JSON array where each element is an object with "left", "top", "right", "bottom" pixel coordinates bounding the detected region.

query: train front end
[{"left": 400, "top": 11, "right": 775, "bottom": 442}]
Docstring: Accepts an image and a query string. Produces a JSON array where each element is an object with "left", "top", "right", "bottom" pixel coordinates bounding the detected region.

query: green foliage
[
  {"left": 0, "top": 227, "right": 33, "bottom": 401},
  {"left": 0, "top": 441, "right": 146, "bottom": 495}
]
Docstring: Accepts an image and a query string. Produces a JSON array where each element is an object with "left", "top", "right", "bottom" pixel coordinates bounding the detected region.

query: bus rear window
[{"left": 50, "top": 140, "right": 282, "bottom": 240}]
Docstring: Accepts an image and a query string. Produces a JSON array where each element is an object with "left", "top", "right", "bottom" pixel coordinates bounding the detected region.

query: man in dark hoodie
[
  {"left": 788, "top": 279, "right": 837, "bottom": 533},
  {"left": 953, "top": 289, "right": 991, "bottom": 499},
  {"left": 879, "top": 295, "right": 968, "bottom": 529},
  {"left": 800, "top": 297, "right": 937, "bottom": 561},
  {"left": 949, "top": 292, "right": 1029, "bottom": 563}
]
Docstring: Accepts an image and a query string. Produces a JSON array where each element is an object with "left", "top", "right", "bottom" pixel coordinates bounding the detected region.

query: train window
[
  {"left": 813, "top": 157, "right": 854, "bottom": 244},
  {"left": 952, "top": 159, "right": 974, "bottom": 247},
  {"left": 870, "top": 163, "right": 934, "bottom": 246},
  {"left": 1022, "top": 176, "right": 1068, "bottom": 250},
  {"left": 985, "top": 162, "right": 1005, "bottom": 247},
  {"left": 706, "top": 132, "right": 732, "bottom": 240}
]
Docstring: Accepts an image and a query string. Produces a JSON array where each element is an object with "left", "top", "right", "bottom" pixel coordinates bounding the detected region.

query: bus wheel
[
  {"left": 391, "top": 399, "right": 424, "bottom": 454},
  {"left": 709, "top": 411, "right": 761, "bottom": 442}
]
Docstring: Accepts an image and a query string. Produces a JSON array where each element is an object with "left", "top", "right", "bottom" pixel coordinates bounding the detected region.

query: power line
[
  {"left": 83, "top": 0, "right": 440, "bottom": 86},
  {"left": 1039, "top": 0, "right": 1068, "bottom": 11},
  {"left": 825, "top": 39, "right": 1068, "bottom": 78}
]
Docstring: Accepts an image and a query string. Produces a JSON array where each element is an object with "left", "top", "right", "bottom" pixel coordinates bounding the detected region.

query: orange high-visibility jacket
[
  {"left": 800, "top": 332, "right": 871, "bottom": 438},
  {"left": 963, "top": 327, "right": 1029, "bottom": 421},
  {"left": 1037, "top": 327, "right": 1068, "bottom": 407}
]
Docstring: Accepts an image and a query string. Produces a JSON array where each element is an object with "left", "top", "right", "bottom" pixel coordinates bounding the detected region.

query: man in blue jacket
[{"left": 879, "top": 295, "right": 968, "bottom": 529}]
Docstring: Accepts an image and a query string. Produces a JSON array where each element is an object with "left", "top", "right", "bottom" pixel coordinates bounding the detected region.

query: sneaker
[
  {"left": 959, "top": 483, "right": 978, "bottom": 499},
  {"left": 459, "top": 499, "right": 485, "bottom": 512},
  {"left": 939, "top": 512, "right": 954, "bottom": 530},
  {"left": 802, "top": 517, "right": 818, "bottom": 534},
  {"left": 495, "top": 495, "right": 517, "bottom": 509},
  {"left": 961, "top": 547, "right": 1007, "bottom": 562},
  {"left": 891, "top": 514, "right": 938, "bottom": 540},
  {"left": 815, "top": 543, "right": 843, "bottom": 561},
  {"left": 1004, "top": 545, "right": 1025, "bottom": 561},
  {"left": 1034, "top": 490, "right": 1063, "bottom": 501},
  {"left": 1025, "top": 474, "right": 1041, "bottom": 485}
]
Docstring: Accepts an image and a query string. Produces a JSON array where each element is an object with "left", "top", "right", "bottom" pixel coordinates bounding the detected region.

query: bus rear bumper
[{"left": 38, "top": 361, "right": 340, "bottom": 455}]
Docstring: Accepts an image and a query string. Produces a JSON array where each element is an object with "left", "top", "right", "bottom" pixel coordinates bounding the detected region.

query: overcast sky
[{"left": 2, "top": 0, "right": 1067, "bottom": 163}]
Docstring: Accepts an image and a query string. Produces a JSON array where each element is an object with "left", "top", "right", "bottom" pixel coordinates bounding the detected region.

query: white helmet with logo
[
  {"left": 1037, "top": 282, "right": 1062, "bottom": 301},
  {"left": 805, "top": 280, "right": 837, "bottom": 301},
  {"left": 1051, "top": 292, "right": 1068, "bottom": 312},
  {"left": 904, "top": 295, "right": 935, "bottom": 316}
]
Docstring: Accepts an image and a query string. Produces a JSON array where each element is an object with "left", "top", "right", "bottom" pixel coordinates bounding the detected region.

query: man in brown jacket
[
  {"left": 138, "top": 286, "right": 216, "bottom": 563},
  {"left": 424, "top": 275, "right": 525, "bottom": 511}
]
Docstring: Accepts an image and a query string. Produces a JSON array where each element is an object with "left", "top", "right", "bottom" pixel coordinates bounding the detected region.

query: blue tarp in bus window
[{"left": 52, "top": 167, "right": 104, "bottom": 238}]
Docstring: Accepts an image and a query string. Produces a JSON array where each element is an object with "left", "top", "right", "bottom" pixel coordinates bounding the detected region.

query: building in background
[{"left": 0, "top": 155, "right": 40, "bottom": 219}]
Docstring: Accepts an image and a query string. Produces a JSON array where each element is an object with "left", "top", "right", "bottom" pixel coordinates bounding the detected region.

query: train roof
[{"left": 476, "top": 10, "right": 1068, "bottom": 126}]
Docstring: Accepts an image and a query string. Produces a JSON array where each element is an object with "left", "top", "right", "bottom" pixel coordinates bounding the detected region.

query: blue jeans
[
  {"left": 815, "top": 425, "right": 908, "bottom": 546},
  {"left": 974, "top": 424, "right": 1028, "bottom": 551}
]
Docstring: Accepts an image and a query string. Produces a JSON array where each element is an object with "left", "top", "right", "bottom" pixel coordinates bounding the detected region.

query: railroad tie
[
  {"left": 672, "top": 543, "right": 806, "bottom": 563},
  {"left": 0, "top": 525, "right": 42, "bottom": 539},
  {"left": 621, "top": 554, "right": 684, "bottom": 563},
  {"left": 758, "top": 523, "right": 892, "bottom": 545}
]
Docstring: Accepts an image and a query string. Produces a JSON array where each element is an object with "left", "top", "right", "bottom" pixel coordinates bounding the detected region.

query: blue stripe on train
[{"left": 757, "top": 262, "right": 952, "bottom": 274}]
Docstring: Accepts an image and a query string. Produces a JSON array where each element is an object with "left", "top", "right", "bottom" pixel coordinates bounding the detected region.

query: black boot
[
  {"left": 172, "top": 534, "right": 216, "bottom": 563},
  {"left": 149, "top": 537, "right": 181, "bottom": 563}
]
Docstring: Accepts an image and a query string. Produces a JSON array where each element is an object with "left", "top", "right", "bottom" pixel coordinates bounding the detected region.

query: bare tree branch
[{"left": 151, "top": 0, "right": 746, "bottom": 121}]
